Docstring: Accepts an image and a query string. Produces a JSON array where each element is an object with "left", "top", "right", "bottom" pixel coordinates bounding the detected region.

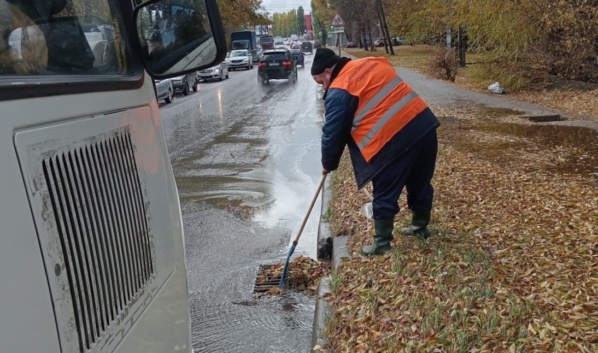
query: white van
[{"left": 0, "top": 0, "right": 226, "bottom": 352}]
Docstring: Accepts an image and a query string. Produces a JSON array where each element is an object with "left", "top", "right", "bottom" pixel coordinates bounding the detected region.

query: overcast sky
[{"left": 261, "top": 0, "right": 311, "bottom": 14}]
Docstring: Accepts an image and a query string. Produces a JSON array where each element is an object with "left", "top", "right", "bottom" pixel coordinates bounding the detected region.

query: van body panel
[{"left": 1, "top": 73, "right": 191, "bottom": 353}]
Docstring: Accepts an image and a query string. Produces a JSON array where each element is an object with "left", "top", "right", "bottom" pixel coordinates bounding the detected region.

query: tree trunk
[
  {"left": 358, "top": 26, "right": 364, "bottom": 48},
  {"left": 367, "top": 18, "right": 375, "bottom": 51},
  {"left": 377, "top": 10, "right": 389, "bottom": 53},
  {"left": 377, "top": 0, "right": 394, "bottom": 55}
]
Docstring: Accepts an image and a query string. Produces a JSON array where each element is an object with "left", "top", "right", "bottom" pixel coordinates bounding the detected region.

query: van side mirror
[{"left": 133, "top": 0, "right": 227, "bottom": 79}]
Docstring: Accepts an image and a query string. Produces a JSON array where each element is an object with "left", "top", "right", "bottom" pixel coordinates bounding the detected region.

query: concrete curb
[
  {"left": 310, "top": 236, "right": 350, "bottom": 352},
  {"left": 332, "top": 236, "right": 350, "bottom": 270},
  {"left": 310, "top": 276, "right": 331, "bottom": 351},
  {"left": 311, "top": 172, "right": 352, "bottom": 352},
  {"left": 316, "top": 176, "right": 333, "bottom": 261}
]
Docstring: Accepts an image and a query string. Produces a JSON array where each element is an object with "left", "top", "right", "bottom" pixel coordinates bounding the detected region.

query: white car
[
  {"left": 227, "top": 49, "right": 253, "bottom": 70},
  {"left": 154, "top": 79, "right": 173, "bottom": 103},
  {"left": 199, "top": 62, "right": 229, "bottom": 81}
]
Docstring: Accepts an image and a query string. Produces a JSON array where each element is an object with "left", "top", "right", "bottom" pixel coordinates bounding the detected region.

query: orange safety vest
[{"left": 329, "top": 57, "right": 429, "bottom": 162}]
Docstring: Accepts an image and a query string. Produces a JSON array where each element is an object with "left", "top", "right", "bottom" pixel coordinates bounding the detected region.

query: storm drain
[{"left": 253, "top": 264, "right": 288, "bottom": 293}]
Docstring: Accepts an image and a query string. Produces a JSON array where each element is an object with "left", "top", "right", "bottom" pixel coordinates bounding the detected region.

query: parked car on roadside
[
  {"left": 154, "top": 79, "right": 173, "bottom": 104},
  {"left": 227, "top": 49, "right": 253, "bottom": 70},
  {"left": 391, "top": 37, "right": 406, "bottom": 46},
  {"left": 257, "top": 49, "right": 297, "bottom": 85},
  {"left": 346, "top": 40, "right": 357, "bottom": 48},
  {"left": 170, "top": 72, "right": 199, "bottom": 96},
  {"left": 313, "top": 41, "right": 321, "bottom": 49},
  {"left": 199, "top": 61, "right": 229, "bottom": 81},
  {"left": 374, "top": 38, "right": 388, "bottom": 47},
  {"left": 290, "top": 48, "right": 304, "bottom": 68}
]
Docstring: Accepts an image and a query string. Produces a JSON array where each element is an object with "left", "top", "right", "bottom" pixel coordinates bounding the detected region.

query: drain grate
[{"left": 253, "top": 264, "right": 288, "bottom": 293}]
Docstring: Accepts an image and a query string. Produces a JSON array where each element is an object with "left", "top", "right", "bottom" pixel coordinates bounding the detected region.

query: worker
[{"left": 311, "top": 48, "right": 440, "bottom": 256}]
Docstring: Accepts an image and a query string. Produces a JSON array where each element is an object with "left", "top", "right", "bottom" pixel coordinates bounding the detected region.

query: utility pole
[
  {"left": 457, "top": 26, "right": 466, "bottom": 67},
  {"left": 376, "top": 0, "right": 394, "bottom": 55}
]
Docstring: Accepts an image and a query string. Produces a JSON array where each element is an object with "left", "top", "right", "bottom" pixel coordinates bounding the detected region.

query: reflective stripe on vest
[
  {"left": 357, "top": 91, "right": 419, "bottom": 150},
  {"left": 330, "top": 57, "right": 428, "bottom": 162},
  {"left": 352, "top": 75, "right": 403, "bottom": 129}
]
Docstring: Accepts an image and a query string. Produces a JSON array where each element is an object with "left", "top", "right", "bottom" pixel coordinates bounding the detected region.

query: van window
[{"left": 0, "top": 0, "right": 131, "bottom": 76}]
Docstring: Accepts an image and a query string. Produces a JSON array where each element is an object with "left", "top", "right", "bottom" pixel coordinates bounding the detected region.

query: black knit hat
[{"left": 311, "top": 48, "right": 341, "bottom": 75}]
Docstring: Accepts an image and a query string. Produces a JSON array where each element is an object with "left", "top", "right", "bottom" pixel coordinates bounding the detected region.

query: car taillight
[
  {"left": 282, "top": 61, "right": 292, "bottom": 67},
  {"left": 258, "top": 62, "right": 266, "bottom": 68}
]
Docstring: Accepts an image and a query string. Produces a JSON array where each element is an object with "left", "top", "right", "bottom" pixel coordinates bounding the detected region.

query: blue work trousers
[{"left": 371, "top": 129, "right": 438, "bottom": 220}]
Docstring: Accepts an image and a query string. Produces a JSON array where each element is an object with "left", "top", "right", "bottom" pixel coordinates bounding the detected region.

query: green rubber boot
[
  {"left": 402, "top": 210, "right": 431, "bottom": 239},
  {"left": 360, "top": 218, "right": 394, "bottom": 256}
]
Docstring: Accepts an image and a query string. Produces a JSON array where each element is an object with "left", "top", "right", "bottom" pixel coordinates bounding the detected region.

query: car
[
  {"left": 154, "top": 79, "right": 173, "bottom": 103},
  {"left": 259, "top": 35, "right": 275, "bottom": 50},
  {"left": 199, "top": 61, "right": 229, "bottom": 81},
  {"left": 170, "top": 72, "right": 199, "bottom": 96},
  {"left": 257, "top": 49, "right": 297, "bottom": 85},
  {"left": 274, "top": 40, "right": 286, "bottom": 49},
  {"left": 313, "top": 41, "right": 322, "bottom": 49},
  {"left": 251, "top": 48, "right": 263, "bottom": 62},
  {"left": 346, "top": 40, "right": 357, "bottom": 48},
  {"left": 301, "top": 41, "right": 313, "bottom": 54},
  {"left": 227, "top": 49, "right": 253, "bottom": 70},
  {"left": 391, "top": 37, "right": 407, "bottom": 46},
  {"left": 290, "top": 48, "right": 305, "bottom": 68},
  {"left": 374, "top": 38, "right": 387, "bottom": 47}
]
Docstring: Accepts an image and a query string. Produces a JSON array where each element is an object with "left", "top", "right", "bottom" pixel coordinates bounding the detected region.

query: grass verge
[{"left": 322, "top": 105, "right": 598, "bottom": 352}]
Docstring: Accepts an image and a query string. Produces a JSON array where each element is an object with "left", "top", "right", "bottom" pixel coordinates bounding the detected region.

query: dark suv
[
  {"left": 257, "top": 49, "right": 298, "bottom": 85},
  {"left": 301, "top": 41, "right": 313, "bottom": 54},
  {"left": 290, "top": 48, "right": 304, "bottom": 68}
]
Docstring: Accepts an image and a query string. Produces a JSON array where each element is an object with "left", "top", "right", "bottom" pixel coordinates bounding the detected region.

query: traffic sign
[
  {"left": 331, "top": 13, "right": 345, "bottom": 26},
  {"left": 332, "top": 26, "right": 344, "bottom": 34}
]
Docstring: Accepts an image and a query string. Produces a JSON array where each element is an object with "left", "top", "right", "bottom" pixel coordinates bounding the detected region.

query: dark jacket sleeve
[{"left": 321, "top": 88, "right": 358, "bottom": 171}]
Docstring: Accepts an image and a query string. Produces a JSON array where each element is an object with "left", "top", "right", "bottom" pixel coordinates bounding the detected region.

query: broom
[{"left": 280, "top": 173, "right": 328, "bottom": 287}]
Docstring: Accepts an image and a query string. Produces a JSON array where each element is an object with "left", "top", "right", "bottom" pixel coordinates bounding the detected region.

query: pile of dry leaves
[
  {"left": 322, "top": 105, "right": 598, "bottom": 352},
  {"left": 254, "top": 255, "right": 330, "bottom": 297}
]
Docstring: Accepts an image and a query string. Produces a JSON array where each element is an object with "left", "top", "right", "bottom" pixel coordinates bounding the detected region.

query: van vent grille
[{"left": 41, "top": 130, "right": 154, "bottom": 352}]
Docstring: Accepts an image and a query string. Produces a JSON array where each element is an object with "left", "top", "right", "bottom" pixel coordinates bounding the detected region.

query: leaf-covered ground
[{"left": 322, "top": 106, "right": 598, "bottom": 352}]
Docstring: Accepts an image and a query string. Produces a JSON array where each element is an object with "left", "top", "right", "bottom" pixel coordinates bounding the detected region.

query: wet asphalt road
[{"left": 159, "top": 55, "right": 324, "bottom": 353}]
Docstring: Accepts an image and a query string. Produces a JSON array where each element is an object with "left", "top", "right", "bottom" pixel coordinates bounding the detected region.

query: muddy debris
[{"left": 254, "top": 256, "right": 331, "bottom": 298}]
